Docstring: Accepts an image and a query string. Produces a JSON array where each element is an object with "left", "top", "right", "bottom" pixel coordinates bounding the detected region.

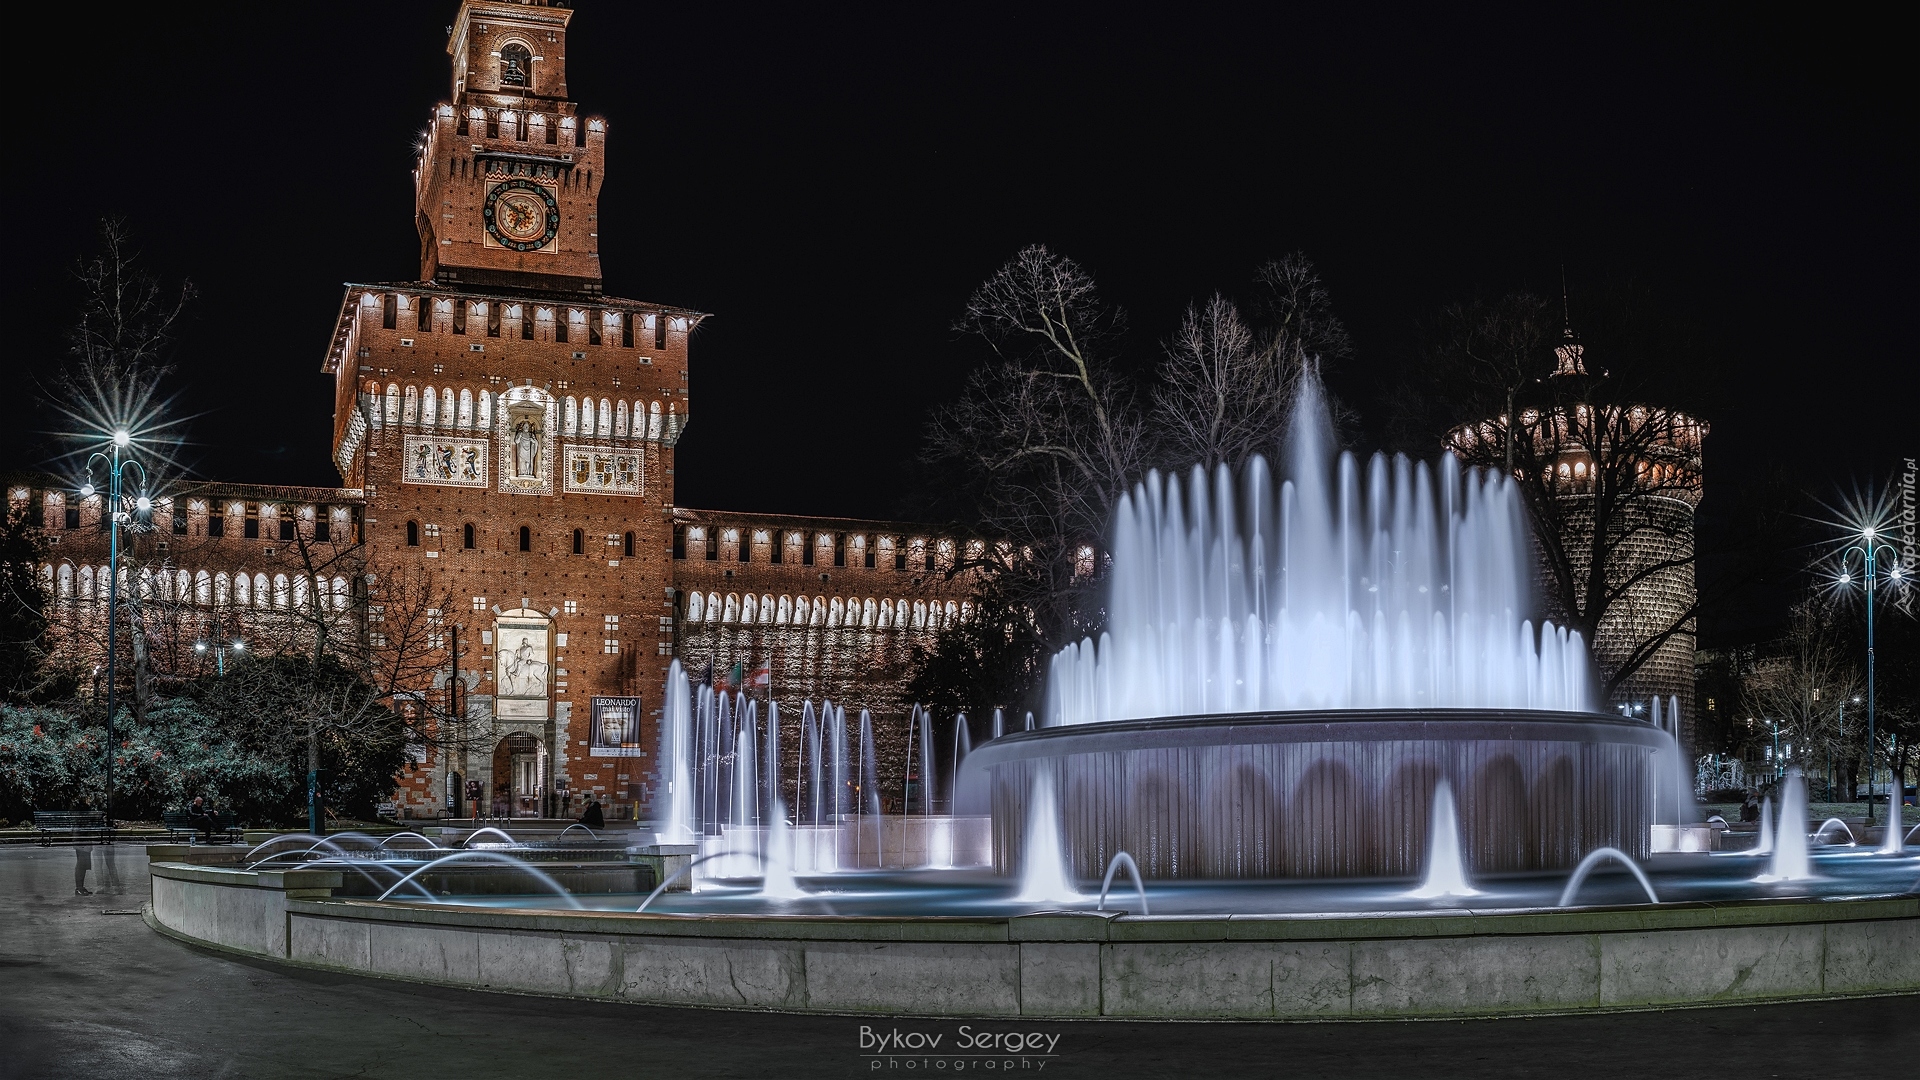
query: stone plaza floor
[{"left": 0, "top": 845, "right": 1913, "bottom": 1078}]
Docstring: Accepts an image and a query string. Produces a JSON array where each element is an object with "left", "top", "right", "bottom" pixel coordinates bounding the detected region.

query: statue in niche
[{"left": 512, "top": 417, "right": 541, "bottom": 479}]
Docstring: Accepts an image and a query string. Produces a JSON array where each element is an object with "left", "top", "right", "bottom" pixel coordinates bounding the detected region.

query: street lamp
[
  {"left": 194, "top": 637, "right": 245, "bottom": 677},
  {"left": 1839, "top": 528, "right": 1900, "bottom": 824},
  {"left": 81, "top": 429, "right": 150, "bottom": 826}
]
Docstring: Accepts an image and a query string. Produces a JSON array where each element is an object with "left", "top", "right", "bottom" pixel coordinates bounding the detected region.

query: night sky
[{"left": 8, "top": 3, "right": 1912, "bottom": 635}]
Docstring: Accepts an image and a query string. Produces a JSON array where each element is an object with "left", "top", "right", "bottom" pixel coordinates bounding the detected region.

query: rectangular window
[
  {"left": 173, "top": 509, "right": 188, "bottom": 535},
  {"left": 451, "top": 302, "right": 466, "bottom": 335},
  {"left": 802, "top": 536, "right": 814, "bottom": 566},
  {"left": 279, "top": 519, "right": 295, "bottom": 542},
  {"left": 521, "top": 310, "right": 534, "bottom": 340},
  {"left": 654, "top": 315, "right": 666, "bottom": 350},
  {"left": 473, "top": 596, "right": 487, "bottom": 612},
  {"left": 864, "top": 544, "right": 875, "bottom": 569},
  {"left": 833, "top": 535, "right": 846, "bottom": 568},
  {"left": 603, "top": 639, "right": 620, "bottom": 655},
  {"left": 621, "top": 316, "right": 633, "bottom": 348},
  {"left": 604, "top": 615, "right": 620, "bottom": 631},
  {"left": 243, "top": 509, "right": 259, "bottom": 540},
  {"left": 382, "top": 294, "right": 397, "bottom": 330},
  {"left": 207, "top": 514, "right": 224, "bottom": 538},
  {"left": 658, "top": 641, "right": 672, "bottom": 656},
  {"left": 588, "top": 311, "right": 602, "bottom": 346},
  {"left": 659, "top": 616, "right": 674, "bottom": 633},
  {"left": 555, "top": 314, "right": 568, "bottom": 344},
  {"left": 671, "top": 525, "right": 686, "bottom": 560},
  {"left": 564, "top": 600, "right": 579, "bottom": 614},
  {"left": 485, "top": 114, "right": 499, "bottom": 139},
  {"left": 487, "top": 305, "right": 500, "bottom": 337},
  {"left": 314, "top": 519, "right": 330, "bottom": 542},
  {"left": 769, "top": 536, "right": 782, "bottom": 564},
  {"left": 416, "top": 297, "right": 430, "bottom": 332},
  {"left": 423, "top": 523, "right": 441, "bottom": 539},
  {"left": 704, "top": 530, "right": 718, "bottom": 561},
  {"left": 64, "top": 506, "right": 80, "bottom": 530}
]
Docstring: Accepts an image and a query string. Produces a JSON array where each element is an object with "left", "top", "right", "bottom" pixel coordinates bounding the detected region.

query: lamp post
[
  {"left": 80, "top": 429, "right": 148, "bottom": 826},
  {"left": 1839, "top": 530, "right": 1902, "bottom": 825},
  {"left": 193, "top": 637, "right": 244, "bottom": 676}
]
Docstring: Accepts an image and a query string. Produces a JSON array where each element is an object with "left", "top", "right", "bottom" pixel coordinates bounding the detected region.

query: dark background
[{"left": 6, "top": 3, "right": 1912, "bottom": 643}]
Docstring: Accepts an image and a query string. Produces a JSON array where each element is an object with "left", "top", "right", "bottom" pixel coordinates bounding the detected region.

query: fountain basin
[
  {"left": 146, "top": 860, "right": 1920, "bottom": 1019},
  {"left": 958, "top": 709, "right": 1667, "bottom": 879}
]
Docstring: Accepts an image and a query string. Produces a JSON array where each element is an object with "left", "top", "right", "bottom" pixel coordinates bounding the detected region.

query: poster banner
[
  {"left": 590, "top": 696, "right": 645, "bottom": 756},
  {"left": 1898, "top": 457, "right": 1916, "bottom": 615}
]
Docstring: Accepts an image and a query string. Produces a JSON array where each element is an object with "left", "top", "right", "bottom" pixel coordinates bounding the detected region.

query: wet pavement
[{"left": 0, "top": 845, "right": 1913, "bottom": 1079}]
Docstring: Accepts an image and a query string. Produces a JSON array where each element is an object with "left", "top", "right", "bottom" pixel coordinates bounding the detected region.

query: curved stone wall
[
  {"left": 956, "top": 710, "right": 1667, "bottom": 879},
  {"left": 147, "top": 861, "right": 1920, "bottom": 1020}
]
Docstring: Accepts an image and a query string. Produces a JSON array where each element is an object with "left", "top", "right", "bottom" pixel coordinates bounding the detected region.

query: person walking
[{"left": 73, "top": 845, "right": 92, "bottom": 896}]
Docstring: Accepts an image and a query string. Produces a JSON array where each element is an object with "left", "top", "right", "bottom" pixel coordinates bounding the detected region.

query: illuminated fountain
[{"left": 961, "top": 376, "right": 1662, "bottom": 881}]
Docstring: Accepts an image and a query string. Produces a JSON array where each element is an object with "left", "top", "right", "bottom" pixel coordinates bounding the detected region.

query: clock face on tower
[{"left": 483, "top": 179, "right": 560, "bottom": 251}]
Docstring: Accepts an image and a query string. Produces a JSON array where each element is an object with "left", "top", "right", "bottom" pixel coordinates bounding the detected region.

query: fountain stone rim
[{"left": 959, "top": 708, "right": 1666, "bottom": 811}]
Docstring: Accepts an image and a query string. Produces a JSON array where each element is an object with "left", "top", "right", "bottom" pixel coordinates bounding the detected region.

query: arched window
[
  {"left": 440, "top": 388, "right": 455, "bottom": 428},
  {"left": 863, "top": 598, "right": 877, "bottom": 627},
  {"left": 624, "top": 531, "right": 635, "bottom": 557},
  {"left": 213, "top": 572, "right": 228, "bottom": 607},
  {"left": 385, "top": 384, "right": 400, "bottom": 423},
  {"left": 56, "top": 563, "right": 72, "bottom": 599},
  {"left": 77, "top": 565, "right": 94, "bottom": 601},
  {"left": 422, "top": 386, "right": 438, "bottom": 427},
  {"left": 519, "top": 525, "right": 532, "bottom": 552},
  {"left": 685, "top": 591, "right": 705, "bottom": 621},
  {"left": 722, "top": 593, "right": 740, "bottom": 623},
  {"left": 458, "top": 389, "right": 474, "bottom": 428},
  {"left": 616, "top": 400, "right": 630, "bottom": 438},
  {"left": 403, "top": 386, "right": 419, "bottom": 425},
  {"left": 500, "top": 42, "right": 532, "bottom": 87},
  {"left": 331, "top": 575, "right": 349, "bottom": 610},
  {"left": 564, "top": 396, "right": 578, "bottom": 435},
  {"left": 827, "top": 597, "right": 844, "bottom": 627},
  {"left": 776, "top": 595, "right": 792, "bottom": 624},
  {"left": 572, "top": 528, "right": 585, "bottom": 555},
  {"left": 760, "top": 595, "right": 774, "bottom": 624},
  {"left": 598, "top": 398, "right": 613, "bottom": 437},
  {"left": 463, "top": 523, "right": 476, "bottom": 549},
  {"left": 293, "top": 575, "right": 309, "bottom": 610},
  {"left": 175, "top": 569, "right": 190, "bottom": 602},
  {"left": 273, "top": 574, "right": 290, "bottom": 608},
  {"left": 648, "top": 401, "right": 662, "bottom": 439},
  {"left": 739, "top": 593, "right": 756, "bottom": 623},
  {"left": 912, "top": 600, "right": 926, "bottom": 629},
  {"left": 706, "top": 592, "right": 721, "bottom": 623},
  {"left": 406, "top": 520, "right": 420, "bottom": 546},
  {"left": 234, "top": 573, "right": 251, "bottom": 607}
]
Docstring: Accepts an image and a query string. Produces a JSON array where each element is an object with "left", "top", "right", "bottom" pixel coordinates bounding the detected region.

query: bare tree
[
  {"left": 1743, "top": 600, "right": 1866, "bottom": 793},
  {"left": 1154, "top": 254, "right": 1354, "bottom": 472}
]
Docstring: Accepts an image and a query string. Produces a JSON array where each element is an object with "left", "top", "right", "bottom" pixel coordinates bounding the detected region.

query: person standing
[{"left": 73, "top": 845, "right": 92, "bottom": 896}]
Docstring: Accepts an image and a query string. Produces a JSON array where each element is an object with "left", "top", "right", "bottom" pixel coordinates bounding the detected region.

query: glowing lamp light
[
  {"left": 1839, "top": 573, "right": 1852, "bottom": 585},
  {"left": 79, "top": 483, "right": 95, "bottom": 498},
  {"left": 195, "top": 642, "right": 207, "bottom": 653},
  {"left": 113, "top": 430, "right": 130, "bottom": 447},
  {"left": 232, "top": 641, "right": 245, "bottom": 652},
  {"left": 136, "top": 496, "right": 152, "bottom": 512}
]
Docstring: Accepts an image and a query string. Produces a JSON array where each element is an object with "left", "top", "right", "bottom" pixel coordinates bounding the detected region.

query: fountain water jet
[
  {"left": 1096, "top": 852, "right": 1148, "bottom": 915},
  {"left": 1879, "top": 787, "right": 1904, "bottom": 855},
  {"left": 1408, "top": 780, "right": 1478, "bottom": 898},
  {"left": 1756, "top": 769, "right": 1814, "bottom": 882},
  {"left": 1012, "top": 770, "right": 1077, "bottom": 904},
  {"left": 1558, "top": 848, "right": 1661, "bottom": 907}
]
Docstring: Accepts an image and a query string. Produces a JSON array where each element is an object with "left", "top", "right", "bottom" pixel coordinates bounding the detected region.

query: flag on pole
[{"left": 749, "top": 659, "right": 772, "bottom": 690}]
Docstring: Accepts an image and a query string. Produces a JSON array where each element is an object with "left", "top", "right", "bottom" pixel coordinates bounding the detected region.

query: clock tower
[{"left": 417, "top": 0, "right": 605, "bottom": 296}]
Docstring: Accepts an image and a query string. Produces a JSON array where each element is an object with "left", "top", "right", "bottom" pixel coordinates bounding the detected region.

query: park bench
[
  {"left": 161, "top": 810, "right": 244, "bottom": 843},
  {"left": 33, "top": 810, "right": 114, "bottom": 846}
]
